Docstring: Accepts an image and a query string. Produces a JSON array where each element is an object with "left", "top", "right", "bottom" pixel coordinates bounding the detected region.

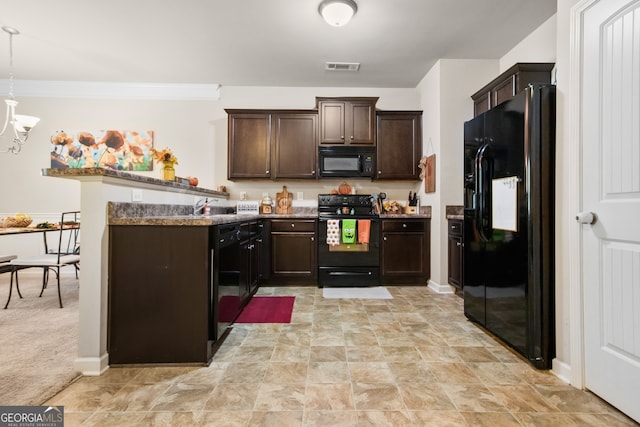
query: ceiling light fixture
[
  {"left": 1, "top": 26, "right": 39, "bottom": 154},
  {"left": 318, "top": 0, "right": 358, "bottom": 27}
]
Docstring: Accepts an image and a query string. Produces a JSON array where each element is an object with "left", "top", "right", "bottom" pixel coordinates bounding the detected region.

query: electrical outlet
[{"left": 131, "top": 189, "right": 143, "bottom": 202}]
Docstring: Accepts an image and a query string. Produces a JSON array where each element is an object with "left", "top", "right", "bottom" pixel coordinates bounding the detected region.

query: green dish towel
[{"left": 342, "top": 219, "right": 356, "bottom": 244}]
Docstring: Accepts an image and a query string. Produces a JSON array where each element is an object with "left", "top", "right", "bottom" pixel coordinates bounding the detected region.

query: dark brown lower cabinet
[
  {"left": 447, "top": 219, "right": 463, "bottom": 290},
  {"left": 108, "top": 225, "right": 215, "bottom": 365},
  {"left": 240, "top": 220, "right": 264, "bottom": 303},
  {"left": 381, "top": 218, "right": 430, "bottom": 284},
  {"left": 269, "top": 219, "right": 317, "bottom": 284}
]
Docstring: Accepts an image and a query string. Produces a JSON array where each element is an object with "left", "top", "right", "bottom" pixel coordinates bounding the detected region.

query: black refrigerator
[{"left": 463, "top": 83, "right": 555, "bottom": 369}]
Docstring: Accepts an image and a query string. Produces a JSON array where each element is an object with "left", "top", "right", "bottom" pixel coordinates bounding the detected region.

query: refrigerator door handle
[{"left": 475, "top": 141, "right": 494, "bottom": 242}]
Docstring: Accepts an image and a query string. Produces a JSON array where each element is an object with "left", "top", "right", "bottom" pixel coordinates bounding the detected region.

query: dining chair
[
  {"left": 4, "top": 211, "right": 81, "bottom": 309},
  {"left": 45, "top": 211, "right": 80, "bottom": 278},
  {"left": 0, "top": 254, "right": 17, "bottom": 274}
]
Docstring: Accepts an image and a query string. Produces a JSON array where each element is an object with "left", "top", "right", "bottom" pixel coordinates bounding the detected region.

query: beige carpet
[{"left": 0, "top": 269, "right": 81, "bottom": 405}]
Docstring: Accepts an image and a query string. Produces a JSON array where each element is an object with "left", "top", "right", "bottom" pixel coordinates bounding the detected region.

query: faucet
[{"left": 193, "top": 198, "right": 208, "bottom": 215}]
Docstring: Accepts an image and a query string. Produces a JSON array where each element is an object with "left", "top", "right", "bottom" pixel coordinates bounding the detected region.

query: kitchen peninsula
[
  {"left": 44, "top": 168, "right": 433, "bottom": 369},
  {"left": 42, "top": 168, "right": 229, "bottom": 374}
]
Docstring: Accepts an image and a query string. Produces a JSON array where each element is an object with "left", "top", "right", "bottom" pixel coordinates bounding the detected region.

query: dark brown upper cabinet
[
  {"left": 471, "top": 63, "right": 554, "bottom": 117},
  {"left": 317, "top": 97, "right": 378, "bottom": 146},
  {"left": 227, "top": 111, "right": 272, "bottom": 179},
  {"left": 226, "top": 109, "right": 318, "bottom": 180},
  {"left": 376, "top": 111, "right": 423, "bottom": 180},
  {"left": 273, "top": 112, "right": 318, "bottom": 179}
]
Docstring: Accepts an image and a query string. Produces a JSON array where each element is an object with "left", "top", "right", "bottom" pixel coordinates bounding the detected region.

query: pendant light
[{"left": 1, "top": 26, "right": 40, "bottom": 154}]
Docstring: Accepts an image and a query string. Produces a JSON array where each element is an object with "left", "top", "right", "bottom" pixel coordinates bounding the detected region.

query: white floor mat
[{"left": 322, "top": 286, "right": 393, "bottom": 299}]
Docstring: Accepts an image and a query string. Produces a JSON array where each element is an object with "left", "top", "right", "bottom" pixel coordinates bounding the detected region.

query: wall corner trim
[{"left": 427, "top": 280, "right": 455, "bottom": 294}]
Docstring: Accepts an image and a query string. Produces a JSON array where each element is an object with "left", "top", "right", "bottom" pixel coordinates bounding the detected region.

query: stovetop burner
[{"left": 318, "top": 194, "right": 373, "bottom": 207}]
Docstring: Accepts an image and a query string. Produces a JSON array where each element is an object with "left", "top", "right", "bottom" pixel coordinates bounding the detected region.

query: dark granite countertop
[
  {"left": 109, "top": 213, "right": 319, "bottom": 226},
  {"left": 378, "top": 213, "right": 431, "bottom": 219},
  {"left": 107, "top": 202, "right": 432, "bottom": 226},
  {"left": 446, "top": 205, "right": 463, "bottom": 220},
  {"left": 42, "top": 167, "right": 229, "bottom": 199},
  {"left": 107, "top": 202, "right": 318, "bottom": 226},
  {"left": 379, "top": 205, "right": 431, "bottom": 219}
]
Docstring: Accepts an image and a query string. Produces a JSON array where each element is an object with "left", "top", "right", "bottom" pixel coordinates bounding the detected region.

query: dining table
[
  {"left": 0, "top": 223, "right": 80, "bottom": 272},
  {"left": 0, "top": 223, "right": 79, "bottom": 236}
]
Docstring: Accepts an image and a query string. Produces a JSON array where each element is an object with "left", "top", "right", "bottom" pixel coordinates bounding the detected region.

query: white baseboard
[
  {"left": 552, "top": 358, "right": 573, "bottom": 385},
  {"left": 427, "top": 279, "right": 455, "bottom": 294},
  {"left": 74, "top": 354, "right": 109, "bottom": 376}
]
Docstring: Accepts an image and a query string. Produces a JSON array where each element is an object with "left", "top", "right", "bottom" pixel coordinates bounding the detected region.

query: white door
[{"left": 581, "top": 0, "right": 640, "bottom": 422}]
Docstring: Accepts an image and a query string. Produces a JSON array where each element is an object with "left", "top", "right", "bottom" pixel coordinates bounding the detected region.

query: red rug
[{"left": 235, "top": 296, "right": 295, "bottom": 323}]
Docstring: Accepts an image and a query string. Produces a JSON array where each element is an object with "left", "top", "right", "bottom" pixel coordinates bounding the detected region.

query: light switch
[{"left": 131, "top": 189, "right": 143, "bottom": 202}]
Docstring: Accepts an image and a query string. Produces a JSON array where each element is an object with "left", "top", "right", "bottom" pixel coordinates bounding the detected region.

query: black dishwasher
[{"left": 213, "top": 223, "right": 241, "bottom": 339}]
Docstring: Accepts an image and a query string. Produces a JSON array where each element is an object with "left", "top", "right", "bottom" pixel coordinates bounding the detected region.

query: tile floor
[{"left": 46, "top": 286, "right": 637, "bottom": 426}]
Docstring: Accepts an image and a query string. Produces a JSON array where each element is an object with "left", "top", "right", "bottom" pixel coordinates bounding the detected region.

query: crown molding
[{"left": 0, "top": 79, "right": 220, "bottom": 100}]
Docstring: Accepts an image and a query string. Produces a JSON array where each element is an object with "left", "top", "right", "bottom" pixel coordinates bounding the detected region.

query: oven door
[{"left": 318, "top": 216, "right": 380, "bottom": 286}]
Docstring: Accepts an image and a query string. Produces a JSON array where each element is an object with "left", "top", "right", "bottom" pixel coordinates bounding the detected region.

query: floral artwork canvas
[{"left": 50, "top": 130, "right": 154, "bottom": 171}]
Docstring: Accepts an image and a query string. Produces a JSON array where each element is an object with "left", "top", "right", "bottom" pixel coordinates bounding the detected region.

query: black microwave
[{"left": 318, "top": 146, "right": 376, "bottom": 178}]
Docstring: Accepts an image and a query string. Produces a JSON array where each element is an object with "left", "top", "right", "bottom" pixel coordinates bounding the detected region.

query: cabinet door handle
[
  {"left": 265, "top": 170, "right": 270, "bottom": 174},
  {"left": 383, "top": 236, "right": 387, "bottom": 241},
  {"left": 311, "top": 170, "right": 315, "bottom": 175},
  {"left": 291, "top": 223, "right": 295, "bottom": 228},
  {"left": 378, "top": 171, "right": 382, "bottom": 175},
  {"left": 311, "top": 236, "right": 315, "bottom": 241},
  {"left": 451, "top": 225, "right": 457, "bottom": 230},
  {"left": 456, "top": 242, "right": 461, "bottom": 247},
  {"left": 402, "top": 223, "right": 407, "bottom": 228},
  {"left": 350, "top": 135, "right": 354, "bottom": 140},
  {"left": 341, "top": 135, "right": 345, "bottom": 139}
]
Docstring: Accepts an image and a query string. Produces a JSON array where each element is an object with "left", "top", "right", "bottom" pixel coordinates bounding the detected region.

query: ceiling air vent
[{"left": 325, "top": 62, "right": 360, "bottom": 71}]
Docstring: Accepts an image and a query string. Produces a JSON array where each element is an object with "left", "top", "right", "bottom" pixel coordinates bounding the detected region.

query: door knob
[{"left": 576, "top": 211, "right": 597, "bottom": 225}]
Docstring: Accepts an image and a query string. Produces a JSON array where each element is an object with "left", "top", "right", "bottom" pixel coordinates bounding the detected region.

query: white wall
[
  {"left": 412, "top": 10, "right": 557, "bottom": 340},
  {"left": 416, "top": 62, "right": 443, "bottom": 286},
  {"left": 216, "top": 86, "right": 422, "bottom": 205},
  {"left": 553, "top": 0, "right": 582, "bottom": 384},
  {"left": 0, "top": 86, "right": 421, "bottom": 257},
  {"left": 1, "top": 11, "right": 573, "bottom": 378},
  {"left": 416, "top": 59, "right": 498, "bottom": 289},
  {"left": 0, "top": 96, "right": 220, "bottom": 256},
  {"left": 500, "top": 14, "right": 558, "bottom": 72}
]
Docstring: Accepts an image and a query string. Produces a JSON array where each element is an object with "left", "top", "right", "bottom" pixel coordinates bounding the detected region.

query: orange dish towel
[{"left": 357, "top": 219, "right": 371, "bottom": 243}]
